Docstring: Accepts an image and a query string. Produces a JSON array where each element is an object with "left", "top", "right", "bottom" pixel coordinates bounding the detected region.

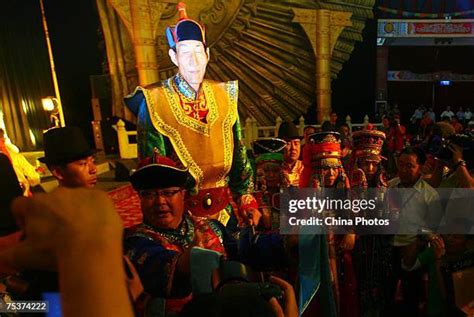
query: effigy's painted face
[{"left": 170, "top": 40, "right": 209, "bottom": 91}]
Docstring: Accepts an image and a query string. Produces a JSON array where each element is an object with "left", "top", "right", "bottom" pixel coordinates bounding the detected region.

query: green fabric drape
[{"left": 0, "top": 1, "right": 53, "bottom": 150}]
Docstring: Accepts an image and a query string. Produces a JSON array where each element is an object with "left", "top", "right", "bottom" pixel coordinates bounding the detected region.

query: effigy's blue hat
[{"left": 166, "top": 2, "right": 206, "bottom": 49}]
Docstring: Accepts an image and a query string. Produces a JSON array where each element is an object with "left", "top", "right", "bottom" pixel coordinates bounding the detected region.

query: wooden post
[
  {"left": 250, "top": 117, "right": 258, "bottom": 142},
  {"left": 275, "top": 117, "right": 283, "bottom": 136},
  {"left": 298, "top": 116, "right": 306, "bottom": 136},
  {"left": 363, "top": 115, "right": 370, "bottom": 128},
  {"left": 345, "top": 115, "right": 352, "bottom": 132},
  {"left": 117, "top": 119, "right": 129, "bottom": 159}
]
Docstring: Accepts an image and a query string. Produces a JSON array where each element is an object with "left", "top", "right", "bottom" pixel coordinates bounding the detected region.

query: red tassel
[{"left": 177, "top": 2, "right": 188, "bottom": 20}]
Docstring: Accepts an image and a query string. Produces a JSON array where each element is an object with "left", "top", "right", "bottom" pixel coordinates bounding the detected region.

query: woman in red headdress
[
  {"left": 348, "top": 129, "right": 393, "bottom": 317},
  {"left": 300, "top": 131, "right": 359, "bottom": 317}
]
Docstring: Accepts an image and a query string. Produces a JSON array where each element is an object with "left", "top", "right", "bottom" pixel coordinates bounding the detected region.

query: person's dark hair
[
  {"left": 339, "top": 123, "right": 349, "bottom": 130},
  {"left": 382, "top": 115, "right": 397, "bottom": 126},
  {"left": 321, "top": 121, "right": 333, "bottom": 132},
  {"left": 400, "top": 146, "right": 427, "bottom": 165},
  {"left": 46, "top": 162, "right": 66, "bottom": 171}
]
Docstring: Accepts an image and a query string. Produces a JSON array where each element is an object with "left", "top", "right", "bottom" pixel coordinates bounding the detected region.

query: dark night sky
[
  {"left": 43, "top": 0, "right": 103, "bottom": 142},
  {"left": 40, "top": 1, "right": 376, "bottom": 135},
  {"left": 332, "top": 19, "right": 377, "bottom": 122}
]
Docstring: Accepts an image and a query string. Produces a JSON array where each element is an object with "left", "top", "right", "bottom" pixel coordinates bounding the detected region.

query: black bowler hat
[
  {"left": 39, "top": 127, "right": 96, "bottom": 165},
  {"left": 166, "top": 2, "right": 206, "bottom": 49},
  {"left": 130, "top": 152, "right": 196, "bottom": 191},
  {"left": 252, "top": 137, "right": 287, "bottom": 155},
  {"left": 277, "top": 122, "right": 303, "bottom": 141}
]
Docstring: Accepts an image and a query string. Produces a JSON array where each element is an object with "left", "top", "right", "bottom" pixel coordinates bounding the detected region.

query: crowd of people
[{"left": 1, "top": 3, "right": 474, "bottom": 317}]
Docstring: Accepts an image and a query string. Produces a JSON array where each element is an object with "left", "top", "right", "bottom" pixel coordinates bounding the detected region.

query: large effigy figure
[{"left": 124, "top": 3, "right": 257, "bottom": 228}]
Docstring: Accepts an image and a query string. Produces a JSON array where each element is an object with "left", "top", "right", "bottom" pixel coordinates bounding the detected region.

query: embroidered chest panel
[{"left": 144, "top": 79, "right": 238, "bottom": 189}]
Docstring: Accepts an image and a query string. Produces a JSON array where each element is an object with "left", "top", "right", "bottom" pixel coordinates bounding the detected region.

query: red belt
[{"left": 185, "top": 187, "right": 232, "bottom": 217}]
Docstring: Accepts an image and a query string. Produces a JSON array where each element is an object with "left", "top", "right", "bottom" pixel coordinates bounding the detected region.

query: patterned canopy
[{"left": 378, "top": 0, "right": 474, "bottom": 18}]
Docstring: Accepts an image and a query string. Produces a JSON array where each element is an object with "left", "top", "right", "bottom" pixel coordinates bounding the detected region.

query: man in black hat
[
  {"left": 278, "top": 122, "right": 304, "bottom": 187},
  {"left": 125, "top": 152, "right": 291, "bottom": 314},
  {"left": 124, "top": 153, "right": 232, "bottom": 314},
  {"left": 251, "top": 137, "right": 286, "bottom": 229},
  {"left": 39, "top": 127, "right": 97, "bottom": 188},
  {"left": 2, "top": 127, "right": 98, "bottom": 307}
]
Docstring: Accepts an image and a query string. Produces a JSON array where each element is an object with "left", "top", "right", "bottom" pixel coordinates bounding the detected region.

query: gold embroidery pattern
[
  {"left": 216, "top": 81, "right": 238, "bottom": 187},
  {"left": 240, "top": 193, "right": 255, "bottom": 206},
  {"left": 282, "top": 160, "right": 304, "bottom": 187},
  {"left": 163, "top": 79, "right": 218, "bottom": 136},
  {"left": 143, "top": 87, "right": 205, "bottom": 187},
  {"left": 203, "top": 82, "right": 219, "bottom": 127},
  {"left": 180, "top": 94, "right": 206, "bottom": 120},
  {"left": 217, "top": 209, "right": 231, "bottom": 226}
]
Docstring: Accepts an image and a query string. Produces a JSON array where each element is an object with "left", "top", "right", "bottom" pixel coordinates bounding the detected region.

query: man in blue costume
[{"left": 125, "top": 152, "right": 289, "bottom": 315}]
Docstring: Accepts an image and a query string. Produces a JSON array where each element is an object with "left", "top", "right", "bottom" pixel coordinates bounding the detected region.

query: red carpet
[
  {"left": 0, "top": 186, "right": 141, "bottom": 254},
  {"left": 107, "top": 184, "right": 142, "bottom": 228}
]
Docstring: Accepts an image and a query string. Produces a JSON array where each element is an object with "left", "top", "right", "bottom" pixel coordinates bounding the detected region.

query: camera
[
  {"left": 219, "top": 282, "right": 283, "bottom": 302},
  {"left": 212, "top": 261, "right": 283, "bottom": 302},
  {"left": 431, "top": 132, "right": 474, "bottom": 164}
]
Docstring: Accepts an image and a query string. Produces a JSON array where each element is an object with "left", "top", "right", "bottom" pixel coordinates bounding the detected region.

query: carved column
[
  {"left": 315, "top": 10, "right": 331, "bottom": 123},
  {"left": 107, "top": 0, "right": 176, "bottom": 86},
  {"left": 293, "top": 9, "right": 352, "bottom": 123}
]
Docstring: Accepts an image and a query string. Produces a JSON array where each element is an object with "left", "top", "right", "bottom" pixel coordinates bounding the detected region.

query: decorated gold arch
[{"left": 97, "top": 0, "right": 374, "bottom": 125}]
